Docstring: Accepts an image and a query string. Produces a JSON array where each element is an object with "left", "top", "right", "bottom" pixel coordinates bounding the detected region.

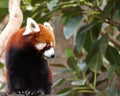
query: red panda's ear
[
  {"left": 23, "top": 17, "right": 40, "bottom": 35},
  {"left": 44, "top": 22, "right": 53, "bottom": 31}
]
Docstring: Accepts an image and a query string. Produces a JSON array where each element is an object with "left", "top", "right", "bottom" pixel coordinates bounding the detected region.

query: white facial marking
[
  {"left": 35, "top": 43, "right": 46, "bottom": 50},
  {"left": 44, "top": 22, "right": 53, "bottom": 31},
  {"left": 50, "top": 42, "right": 53, "bottom": 46},
  {"left": 23, "top": 17, "right": 40, "bottom": 35},
  {"left": 44, "top": 47, "right": 55, "bottom": 58}
]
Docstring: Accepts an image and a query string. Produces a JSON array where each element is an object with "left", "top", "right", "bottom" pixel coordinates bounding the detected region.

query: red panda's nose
[
  {"left": 51, "top": 54, "right": 55, "bottom": 58},
  {"left": 43, "top": 47, "right": 55, "bottom": 59}
]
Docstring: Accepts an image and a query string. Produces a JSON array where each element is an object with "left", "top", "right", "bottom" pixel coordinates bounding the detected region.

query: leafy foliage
[
  {"left": 1, "top": 0, "right": 120, "bottom": 95},
  {"left": 64, "top": 15, "right": 83, "bottom": 39}
]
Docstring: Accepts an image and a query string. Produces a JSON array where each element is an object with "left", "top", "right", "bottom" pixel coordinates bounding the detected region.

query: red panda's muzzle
[
  {"left": 35, "top": 42, "right": 55, "bottom": 59},
  {"left": 43, "top": 47, "right": 55, "bottom": 58}
]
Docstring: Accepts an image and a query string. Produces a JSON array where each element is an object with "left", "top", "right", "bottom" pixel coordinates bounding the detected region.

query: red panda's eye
[{"left": 46, "top": 43, "right": 51, "bottom": 48}]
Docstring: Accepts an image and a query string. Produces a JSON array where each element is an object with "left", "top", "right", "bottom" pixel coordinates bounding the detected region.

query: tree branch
[
  {"left": 0, "top": 0, "right": 23, "bottom": 58},
  {"left": 109, "top": 35, "right": 120, "bottom": 49},
  {"left": 100, "top": 30, "right": 120, "bottom": 49}
]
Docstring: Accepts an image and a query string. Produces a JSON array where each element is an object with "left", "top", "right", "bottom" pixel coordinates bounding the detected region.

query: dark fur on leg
[{"left": 5, "top": 46, "right": 52, "bottom": 95}]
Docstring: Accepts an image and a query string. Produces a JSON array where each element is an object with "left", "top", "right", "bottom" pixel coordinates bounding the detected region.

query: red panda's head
[{"left": 22, "top": 18, "right": 55, "bottom": 58}]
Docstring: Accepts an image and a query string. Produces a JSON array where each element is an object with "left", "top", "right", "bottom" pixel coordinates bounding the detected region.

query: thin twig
[{"left": 100, "top": 30, "right": 120, "bottom": 49}]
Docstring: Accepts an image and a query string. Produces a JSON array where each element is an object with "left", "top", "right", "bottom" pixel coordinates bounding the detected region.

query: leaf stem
[{"left": 93, "top": 71, "right": 97, "bottom": 88}]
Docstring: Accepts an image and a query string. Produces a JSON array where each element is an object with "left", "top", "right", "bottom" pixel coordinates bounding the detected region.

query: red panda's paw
[{"left": 11, "top": 89, "right": 44, "bottom": 96}]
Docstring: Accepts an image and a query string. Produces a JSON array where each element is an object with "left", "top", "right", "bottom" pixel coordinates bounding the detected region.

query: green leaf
[
  {"left": 113, "top": 1, "right": 120, "bottom": 22},
  {"left": 50, "top": 64, "right": 66, "bottom": 68},
  {"left": 99, "top": 34, "right": 108, "bottom": 54},
  {"left": 0, "top": 1, "right": 8, "bottom": 15},
  {"left": 63, "top": 15, "right": 83, "bottom": 39},
  {"left": 54, "top": 69, "right": 72, "bottom": 75},
  {"left": 102, "top": 0, "right": 116, "bottom": 20},
  {"left": 108, "top": 65, "right": 117, "bottom": 81},
  {"left": 0, "top": 82, "right": 5, "bottom": 90},
  {"left": 84, "top": 22, "right": 102, "bottom": 52},
  {"left": 105, "top": 45, "right": 120, "bottom": 65},
  {"left": 37, "top": 7, "right": 58, "bottom": 23},
  {"left": 75, "top": 29, "right": 87, "bottom": 53},
  {"left": 22, "top": 0, "right": 31, "bottom": 3},
  {"left": 77, "top": 22, "right": 97, "bottom": 34},
  {"left": 83, "top": 34, "right": 107, "bottom": 72},
  {"left": 86, "top": 34, "right": 108, "bottom": 69},
  {"left": 116, "top": 34, "right": 120, "bottom": 41},
  {"left": 72, "top": 86, "right": 91, "bottom": 90},
  {"left": 71, "top": 79, "right": 86, "bottom": 86},
  {"left": 83, "top": 31, "right": 93, "bottom": 52},
  {"left": 0, "top": 62, "right": 4, "bottom": 69},
  {"left": 76, "top": 22, "right": 97, "bottom": 53},
  {"left": 105, "top": 87, "right": 118, "bottom": 96},
  {"left": 65, "top": 48, "right": 74, "bottom": 58},
  {"left": 89, "top": 21, "right": 102, "bottom": 40},
  {"left": 47, "top": 0, "right": 59, "bottom": 11},
  {"left": 116, "top": 67, "right": 120, "bottom": 76},
  {"left": 113, "top": 8, "right": 120, "bottom": 22},
  {"left": 78, "top": 62, "right": 86, "bottom": 72},
  {"left": 31, "top": 0, "right": 49, "bottom": 5},
  {"left": 0, "top": 0, "right": 8, "bottom": 8},
  {"left": 57, "top": 87, "right": 71, "bottom": 94},
  {"left": 86, "top": 41, "right": 99, "bottom": 64},
  {"left": 88, "top": 52, "right": 103, "bottom": 72},
  {"left": 96, "top": 0, "right": 103, "bottom": 6},
  {"left": 58, "top": 89, "right": 77, "bottom": 96},
  {"left": 67, "top": 57, "right": 79, "bottom": 71},
  {"left": 52, "top": 78, "right": 65, "bottom": 88},
  {"left": 0, "top": 8, "right": 8, "bottom": 14},
  {"left": 62, "top": 5, "right": 82, "bottom": 18}
]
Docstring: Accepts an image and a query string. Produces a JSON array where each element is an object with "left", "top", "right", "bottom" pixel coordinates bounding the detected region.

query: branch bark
[
  {"left": 109, "top": 35, "right": 120, "bottom": 49},
  {"left": 0, "top": 0, "right": 23, "bottom": 58},
  {"left": 100, "top": 29, "right": 120, "bottom": 49}
]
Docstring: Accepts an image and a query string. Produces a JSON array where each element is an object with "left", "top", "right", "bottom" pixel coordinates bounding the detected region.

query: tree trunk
[{"left": 0, "top": 0, "right": 23, "bottom": 63}]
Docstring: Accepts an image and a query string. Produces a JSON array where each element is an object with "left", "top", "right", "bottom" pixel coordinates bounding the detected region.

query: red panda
[{"left": 5, "top": 18, "right": 55, "bottom": 95}]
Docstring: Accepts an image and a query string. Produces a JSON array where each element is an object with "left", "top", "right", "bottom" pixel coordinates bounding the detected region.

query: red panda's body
[{"left": 5, "top": 18, "right": 55, "bottom": 96}]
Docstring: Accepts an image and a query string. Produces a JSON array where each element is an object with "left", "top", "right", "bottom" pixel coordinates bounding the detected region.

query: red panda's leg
[
  {"left": 5, "top": 68, "right": 26, "bottom": 94},
  {"left": 5, "top": 70, "right": 11, "bottom": 94},
  {"left": 45, "top": 65, "right": 53, "bottom": 94},
  {"left": 48, "top": 65, "right": 53, "bottom": 85}
]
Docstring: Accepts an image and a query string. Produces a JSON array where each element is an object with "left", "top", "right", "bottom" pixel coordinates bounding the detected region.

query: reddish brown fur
[
  {"left": 6, "top": 24, "right": 55, "bottom": 50},
  {"left": 5, "top": 23, "right": 55, "bottom": 95}
]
